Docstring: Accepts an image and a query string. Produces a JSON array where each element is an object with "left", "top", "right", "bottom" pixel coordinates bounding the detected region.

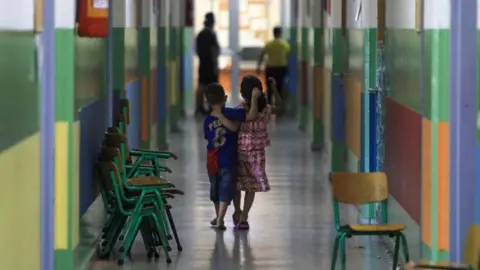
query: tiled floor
[{"left": 86, "top": 118, "right": 395, "bottom": 270}]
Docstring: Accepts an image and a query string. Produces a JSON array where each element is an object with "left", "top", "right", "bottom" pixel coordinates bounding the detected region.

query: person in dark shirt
[{"left": 195, "top": 12, "right": 220, "bottom": 115}]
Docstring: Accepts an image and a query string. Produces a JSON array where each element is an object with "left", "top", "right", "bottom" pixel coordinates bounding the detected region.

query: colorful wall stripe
[
  {"left": 139, "top": 0, "right": 151, "bottom": 147},
  {"left": 156, "top": 0, "right": 169, "bottom": 149},
  {"left": 311, "top": 0, "right": 324, "bottom": 151},
  {"left": 54, "top": 0, "right": 77, "bottom": 268},
  {"left": 422, "top": 0, "right": 450, "bottom": 261},
  {"left": 169, "top": 0, "right": 181, "bottom": 132}
]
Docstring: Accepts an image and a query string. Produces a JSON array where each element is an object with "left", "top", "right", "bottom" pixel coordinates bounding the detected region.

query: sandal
[
  {"left": 210, "top": 218, "right": 217, "bottom": 226},
  {"left": 232, "top": 211, "right": 242, "bottom": 226},
  {"left": 214, "top": 220, "right": 227, "bottom": 231},
  {"left": 236, "top": 221, "right": 250, "bottom": 230}
]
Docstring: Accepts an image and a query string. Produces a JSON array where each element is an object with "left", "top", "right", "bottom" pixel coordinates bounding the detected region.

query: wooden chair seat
[
  {"left": 349, "top": 223, "right": 405, "bottom": 232},
  {"left": 127, "top": 176, "right": 172, "bottom": 187},
  {"left": 405, "top": 260, "right": 470, "bottom": 269}
]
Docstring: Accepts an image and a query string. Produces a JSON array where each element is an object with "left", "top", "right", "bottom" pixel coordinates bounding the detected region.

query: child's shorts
[{"left": 209, "top": 168, "right": 237, "bottom": 203}]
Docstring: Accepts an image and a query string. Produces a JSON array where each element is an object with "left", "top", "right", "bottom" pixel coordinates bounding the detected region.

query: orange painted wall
[
  {"left": 421, "top": 118, "right": 450, "bottom": 250},
  {"left": 344, "top": 75, "right": 361, "bottom": 158}
]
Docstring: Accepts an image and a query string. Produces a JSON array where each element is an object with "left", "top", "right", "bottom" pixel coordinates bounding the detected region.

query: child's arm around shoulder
[
  {"left": 211, "top": 110, "right": 240, "bottom": 132},
  {"left": 245, "top": 88, "right": 262, "bottom": 121}
]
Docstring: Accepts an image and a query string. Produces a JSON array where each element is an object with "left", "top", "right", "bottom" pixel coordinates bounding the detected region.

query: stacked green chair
[
  {"left": 96, "top": 144, "right": 183, "bottom": 265},
  {"left": 93, "top": 97, "right": 184, "bottom": 265},
  {"left": 105, "top": 126, "right": 172, "bottom": 178},
  {"left": 101, "top": 133, "right": 183, "bottom": 249},
  {"left": 115, "top": 99, "right": 176, "bottom": 176}
]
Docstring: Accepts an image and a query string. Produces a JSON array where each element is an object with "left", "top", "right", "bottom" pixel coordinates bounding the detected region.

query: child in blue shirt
[{"left": 203, "top": 83, "right": 260, "bottom": 230}]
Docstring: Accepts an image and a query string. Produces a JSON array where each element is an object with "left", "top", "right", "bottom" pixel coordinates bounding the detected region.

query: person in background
[
  {"left": 256, "top": 26, "right": 290, "bottom": 107},
  {"left": 195, "top": 12, "right": 220, "bottom": 115}
]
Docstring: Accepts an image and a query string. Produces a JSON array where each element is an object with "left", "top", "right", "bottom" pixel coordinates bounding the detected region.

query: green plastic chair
[
  {"left": 330, "top": 172, "right": 409, "bottom": 270},
  {"left": 96, "top": 147, "right": 183, "bottom": 261},
  {"left": 110, "top": 116, "right": 176, "bottom": 177},
  {"left": 97, "top": 159, "right": 172, "bottom": 265},
  {"left": 405, "top": 225, "right": 480, "bottom": 270}
]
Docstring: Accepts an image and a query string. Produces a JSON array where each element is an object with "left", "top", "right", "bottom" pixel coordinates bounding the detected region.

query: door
[{"left": 194, "top": 0, "right": 280, "bottom": 105}]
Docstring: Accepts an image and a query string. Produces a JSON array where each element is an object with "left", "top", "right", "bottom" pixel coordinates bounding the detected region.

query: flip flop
[
  {"left": 210, "top": 218, "right": 217, "bottom": 226},
  {"left": 236, "top": 221, "right": 250, "bottom": 230},
  {"left": 232, "top": 212, "right": 241, "bottom": 226},
  {"left": 213, "top": 221, "right": 227, "bottom": 231}
]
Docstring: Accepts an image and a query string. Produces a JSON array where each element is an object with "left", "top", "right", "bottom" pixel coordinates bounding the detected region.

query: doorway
[{"left": 193, "top": 0, "right": 281, "bottom": 105}]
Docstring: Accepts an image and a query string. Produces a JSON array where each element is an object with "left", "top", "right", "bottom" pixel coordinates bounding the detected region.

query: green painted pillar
[
  {"left": 139, "top": 0, "right": 151, "bottom": 148},
  {"left": 169, "top": 0, "right": 181, "bottom": 132},
  {"left": 311, "top": 0, "right": 324, "bottom": 151},
  {"left": 112, "top": 0, "right": 125, "bottom": 98},
  {"left": 330, "top": 0, "right": 346, "bottom": 172},
  {"left": 420, "top": 1, "right": 451, "bottom": 262},
  {"left": 157, "top": 0, "right": 169, "bottom": 149},
  {"left": 54, "top": 1, "right": 77, "bottom": 269},
  {"left": 149, "top": 2, "right": 158, "bottom": 148},
  {"left": 299, "top": 0, "right": 309, "bottom": 131}
]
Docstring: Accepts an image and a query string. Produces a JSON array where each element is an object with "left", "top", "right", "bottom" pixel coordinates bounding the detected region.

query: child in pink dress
[{"left": 232, "top": 76, "right": 283, "bottom": 229}]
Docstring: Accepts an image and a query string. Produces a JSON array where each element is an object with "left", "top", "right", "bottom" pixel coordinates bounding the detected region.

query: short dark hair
[
  {"left": 240, "top": 75, "right": 267, "bottom": 112},
  {"left": 273, "top": 27, "right": 282, "bottom": 38},
  {"left": 204, "top": 12, "right": 215, "bottom": 27},
  {"left": 204, "top": 83, "right": 225, "bottom": 105}
]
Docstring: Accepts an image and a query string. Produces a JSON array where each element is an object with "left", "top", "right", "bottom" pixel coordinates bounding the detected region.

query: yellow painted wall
[{"left": 0, "top": 133, "right": 41, "bottom": 270}]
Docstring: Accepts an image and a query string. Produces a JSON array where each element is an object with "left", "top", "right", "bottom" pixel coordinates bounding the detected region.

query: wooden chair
[
  {"left": 330, "top": 172, "right": 409, "bottom": 270},
  {"left": 405, "top": 225, "right": 480, "bottom": 269}
]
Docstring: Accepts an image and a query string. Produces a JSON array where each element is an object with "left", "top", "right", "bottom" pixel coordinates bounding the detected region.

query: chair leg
[
  {"left": 165, "top": 206, "right": 183, "bottom": 251},
  {"left": 340, "top": 234, "right": 347, "bottom": 270},
  {"left": 399, "top": 233, "right": 410, "bottom": 262},
  {"left": 331, "top": 234, "right": 341, "bottom": 270},
  {"left": 392, "top": 235, "right": 400, "bottom": 270}
]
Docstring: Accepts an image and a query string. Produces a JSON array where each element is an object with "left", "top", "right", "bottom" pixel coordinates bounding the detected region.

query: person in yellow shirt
[{"left": 256, "top": 27, "right": 291, "bottom": 105}]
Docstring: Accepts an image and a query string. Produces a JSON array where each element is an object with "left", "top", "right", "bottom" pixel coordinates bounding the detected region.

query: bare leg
[
  {"left": 240, "top": 192, "right": 256, "bottom": 222},
  {"left": 216, "top": 201, "right": 229, "bottom": 230},
  {"left": 210, "top": 203, "right": 220, "bottom": 225},
  {"left": 214, "top": 203, "right": 219, "bottom": 217},
  {"left": 232, "top": 190, "right": 242, "bottom": 221}
]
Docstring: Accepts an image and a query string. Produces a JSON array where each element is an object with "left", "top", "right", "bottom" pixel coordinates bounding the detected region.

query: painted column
[
  {"left": 139, "top": 0, "right": 151, "bottom": 148},
  {"left": 54, "top": 0, "right": 78, "bottom": 269},
  {"left": 362, "top": 0, "right": 379, "bottom": 221},
  {"left": 287, "top": 0, "right": 298, "bottom": 116},
  {"left": 311, "top": 0, "right": 324, "bottom": 151},
  {"left": 149, "top": 0, "right": 158, "bottom": 148},
  {"left": 112, "top": 0, "right": 126, "bottom": 112},
  {"left": 157, "top": 0, "right": 169, "bottom": 149},
  {"left": 329, "top": 0, "right": 345, "bottom": 172},
  {"left": 298, "top": 0, "right": 310, "bottom": 131},
  {"left": 183, "top": 0, "right": 194, "bottom": 114},
  {"left": 421, "top": 0, "right": 450, "bottom": 262},
  {"left": 41, "top": 0, "right": 56, "bottom": 269},
  {"left": 169, "top": 0, "right": 181, "bottom": 132},
  {"left": 178, "top": 0, "right": 185, "bottom": 116},
  {"left": 449, "top": 0, "right": 477, "bottom": 263}
]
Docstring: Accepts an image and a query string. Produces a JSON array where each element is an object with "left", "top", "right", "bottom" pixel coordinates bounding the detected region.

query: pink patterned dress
[{"left": 236, "top": 103, "right": 271, "bottom": 192}]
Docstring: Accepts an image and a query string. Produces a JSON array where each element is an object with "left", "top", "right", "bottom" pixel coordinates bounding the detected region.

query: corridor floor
[{"left": 87, "top": 118, "right": 394, "bottom": 270}]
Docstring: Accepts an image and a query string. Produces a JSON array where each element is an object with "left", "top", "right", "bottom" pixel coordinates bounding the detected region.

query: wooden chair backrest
[
  {"left": 104, "top": 132, "right": 131, "bottom": 160},
  {"left": 331, "top": 172, "right": 389, "bottom": 204},
  {"left": 119, "top": 98, "right": 130, "bottom": 125},
  {"left": 115, "top": 114, "right": 128, "bottom": 135},
  {"left": 99, "top": 146, "right": 124, "bottom": 172},
  {"left": 464, "top": 225, "right": 480, "bottom": 268}
]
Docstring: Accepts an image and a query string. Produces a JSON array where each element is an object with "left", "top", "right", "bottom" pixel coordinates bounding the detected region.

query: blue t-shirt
[{"left": 204, "top": 107, "right": 246, "bottom": 174}]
